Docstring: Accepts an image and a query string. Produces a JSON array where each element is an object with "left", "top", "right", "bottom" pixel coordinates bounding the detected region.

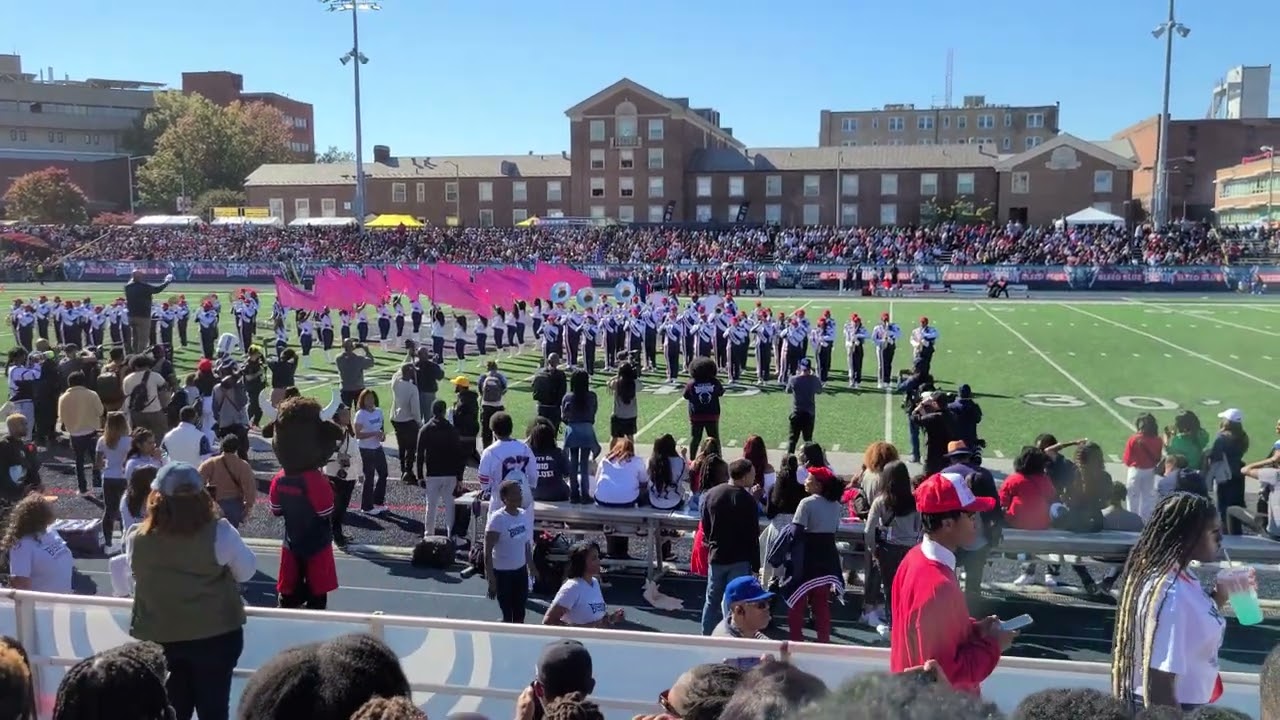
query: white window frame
[
  {"left": 1002, "top": 137, "right": 1012, "bottom": 151},
  {"left": 695, "top": 204, "right": 712, "bottom": 222},
  {"left": 765, "top": 175, "right": 782, "bottom": 197},
  {"left": 764, "top": 203, "right": 782, "bottom": 224},
  {"left": 547, "top": 180, "right": 562, "bottom": 203},
  {"left": 955, "top": 116, "right": 967, "bottom": 129},
  {"left": 1004, "top": 113, "right": 1013, "bottom": 128},
  {"left": 1011, "top": 172, "right": 1030, "bottom": 194},
  {"left": 269, "top": 198, "right": 284, "bottom": 218},
  {"left": 802, "top": 204, "right": 820, "bottom": 225},
  {"left": 589, "top": 120, "right": 605, "bottom": 142},
  {"left": 648, "top": 204, "right": 665, "bottom": 222},
  {"left": 513, "top": 208, "right": 529, "bottom": 224},
  {"left": 479, "top": 209, "right": 495, "bottom": 227},
  {"left": 512, "top": 181, "right": 527, "bottom": 203},
  {"left": 841, "top": 173, "right": 859, "bottom": 197},
  {"left": 977, "top": 114, "right": 994, "bottom": 129},
  {"left": 445, "top": 182, "right": 458, "bottom": 203},
  {"left": 841, "top": 117, "right": 857, "bottom": 132},
  {"left": 957, "top": 172, "right": 975, "bottom": 195},
  {"left": 647, "top": 148, "right": 664, "bottom": 170},
  {"left": 696, "top": 176, "right": 712, "bottom": 197},
  {"left": 920, "top": 173, "right": 939, "bottom": 196},
  {"left": 880, "top": 173, "right": 898, "bottom": 196},
  {"left": 619, "top": 176, "right": 635, "bottom": 198},
  {"left": 295, "top": 198, "right": 311, "bottom": 219},
  {"left": 619, "top": 149, "right": 634, "bottom": 170},
  {"left": 648, "top": 176, "right": 664, "bottom": 198},
  {"left": 1025, "top": 136, "right": 1043, "bottom": 150},
  {"left": 888, "top": 117, "right": 904, "bottom": 132},
  {"left": 647, "top": 118, "right": 664, "bottom": 141},
  {"left": 840, "top": 203, "right": 858, "bottom": 226},
  {"left": 479, "top": 182, "right": 494, "bottom": 203},
  {"left": 391, "top": 183, "right": 406, "bottom": 203},
  {"left": 1027, "top": 112, "right": 1045, "bottom": 129},
  {"left": 321, "top": 198, "right": 336, "bottom": 217},
  {"left": 880, "top": 203, "right": 897, "bottom": 226},
  {"left": 803, "top": 175, "right": 820, "bottom": 197},
  {"left": 1093, "top": 170, "right": 1114, "bottom": 193},
  {"left": 728, "top": 176, "right": 745, "bottom": 198},
  {"left": 590, "top": 148, "right": 605, "bottom": 170},
  {"left": 415, "top": 182, "right": 425, "bottom": 203},
  {"left": 618, "top": 205, "right": 635, "bottom": 223},
  {"left": 589, "top": 205, "right": 606, "bottom": 219},
  {"left": 590, "top": 177, "right": 605, "bottom": 199},
  {"left": 917, "top": 115, "right": 934, "bottom": 130}
]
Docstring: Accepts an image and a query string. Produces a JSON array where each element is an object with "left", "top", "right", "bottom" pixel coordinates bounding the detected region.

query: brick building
[
  {"left": 1112, "top": 115, "right": 1280, "bottom": 222},
  {"left": 244, "top": 78, "right": 1125, "bottom": 228},
  {"left": 819, "top": 95, "right": 1060, "bottom": 154},
  {"left": 182, "top": 71, "right": 314, "bottom": 159},
  {"left": 1213, "top": 152, "right": 1279, "bottom": 225},
  {"left": 245, "top": 146, "right": 571, "bottom": 226}
]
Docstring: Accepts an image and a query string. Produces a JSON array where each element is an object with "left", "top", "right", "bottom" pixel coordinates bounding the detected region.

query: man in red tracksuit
[{"left": 890, "top": 471, "right": 1017, "bottom": 694}]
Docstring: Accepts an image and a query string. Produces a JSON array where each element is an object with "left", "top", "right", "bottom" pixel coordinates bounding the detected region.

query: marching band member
[
  {"left": 297, "top": 310, "right": 316, "bottom": 368},
  {"left": 319, "top": 308, "right": 336, "bottom": 361},
  {"left": 694, "top": 309, "right": 716, "bottom": 361},
  {"left": 13, "top": 303, "right": 34, "bottom": 351},
  {"left": 89, "top": 305, "right": 106, "bottom": 347},
  {"left": 599, "top": 305, "right": 619, "bottom": 371},
  {"left": 626, "top": 307, "right": 645, "bottom": 362},
  {"left": 376, "top": 299, "right": 393, "bottom": 351},
  {"left": 844, "top": 313, "right": 869, "bottom": 389},
  {"left": 582, "top": 309, "right": 599, "bottom": 374},
  {"left": 713, "top": 306, "right": 731, "bottom": 369},
  {"left": 430, "top": 308, "right": 447, "bottom": 360},
  {"left": 781, "top": 316, "right": 806, "bottom": 383},
  {"left": 772, "top": 310, "right": 786, "bottom": 372},
  {"left": 148, "top": 302, "right": 161, "bottom": 348},
  {"left": 109, "top": 299, "right": 127, "bottom": 348},
  {"left": 272, "top": 298, "right": 285, "bottom": 323},
  {"left": 511, "top": 301, "right": 527, "bottom": 346},
  {"left": 564, "top": 306, "right": 583, "bottom": 368},
  {"left": 453, "top": 314, "right": 470, "bottom": 372},
  {"left": 410, "top": 296, "right": 425, "bottom": 341},
  {"left": 209, "top": 293, "right": 223, "bottom": 324},
  {"left": 796, "top": 308, "right": 811, "bottom": 359},
  {"left": 540, "top": 308, "right": 563, "bottom": 363},
  {"left": 659, "top": 309, "right": 683, "bottom": 382},
  {"left": 725, "top": 315, "right": 750, "bottom": 384},
  {"left": 175, "top": 295, "right": 190, "bottom": 347},
  {"left": 338, "top": 308, "right": 352, "bottom": 343},
  {"left": 272, "top": 315, "right": 289, "bottom": 357},
  {"left": 872, "top": 312, "right": 900, "bottom": 390},
  {"left": 7, "top": 348, "right": 39, "bottom": 438},
  {"left": 531, "top": 299, "right": 545, "bottom": 339},
  {"left": 356, "top": 304, "right": 371, "bottom": 344},
  {"left": 475, "top": 315, "right": 490, "bottom": 355},
  {"left": 57, "top": 300, "right": 77, "bottom": 347},
  {"left": 193, "top": 301, "right": 217, "bottom": 359},
  {"left": 751, "top": 310, "right": 776, "bottom": 386},
  {"left": 48, "top": 296, "right": 63, "bottom": 344},
  {"left": 492, "top": 306, "right": 507, "bottom": 355},
  {"left": 679, "top": 302, "right": 697, "bottom": 371},
  {"left": 238, "top": 292, "right": 259, "bottom": 352},
  {"left": 393, "top": 296, "right": 406, "bottom": 339},
  {"left": 643, "top": 303, "right": 660, "bottom": 371},
  {"left": 157, "top": 302, "right": 175, "bottom": 350},
  {"left": 812, "top": 315, "right": 836, "bottom": 384},
  {"left": 34, "top": 296, "right": 50, "bottom": 340},
  {"left": 910, "top": 316, "right": 939, "bottom": 375},
  {"left": 215, "top": 331, "right": 243, "bottom": 362}
]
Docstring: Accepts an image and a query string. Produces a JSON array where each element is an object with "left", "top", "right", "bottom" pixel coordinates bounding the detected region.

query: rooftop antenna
[{"left": 944, "top": 48, "right": 954, "bottom": 108}]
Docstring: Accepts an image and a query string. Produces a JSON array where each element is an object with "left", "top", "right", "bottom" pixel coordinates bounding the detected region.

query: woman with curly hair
[
  {"left": 856, "top": 441, "right": 900, "bottom": 502},
  {"left": 0, "top": 635, "right": 36, "bottom": 720},
  {"left": 1, "top": 493, "right": 72, "bottom": 593}
]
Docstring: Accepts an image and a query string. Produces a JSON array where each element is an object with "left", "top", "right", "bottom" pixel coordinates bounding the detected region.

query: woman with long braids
[{"left": 1111, "top": 492, "right": 1226, "bottom": 713}]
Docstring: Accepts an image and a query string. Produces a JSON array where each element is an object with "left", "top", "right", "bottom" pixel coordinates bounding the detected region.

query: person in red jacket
[
  {"left": 998, "top": 445, "right": 1057, "bottom": 531},
  {"left": 890, "top": 471, "right": 1016, "bottom": 695}
]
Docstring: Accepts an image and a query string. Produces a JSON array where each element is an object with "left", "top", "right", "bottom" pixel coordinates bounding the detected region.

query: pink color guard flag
[{"left": 274, "top": 277, "right": 326, "bottom": 312}]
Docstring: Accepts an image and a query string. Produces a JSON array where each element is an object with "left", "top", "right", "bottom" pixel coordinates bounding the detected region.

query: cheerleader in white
[
  {"left": 319, "top": 309, "right": 336, "bottom": 361},
  {"left": 272, "top": 316, "right": 289, "bottom": 357},
  {"left": 356, "top": 304, "right": 371, "bottom": 344},
  {"left": 474, "top": 315, "right": 489, "bottom": 355},
  {"left": 453, "top": 315, "right": 470, "bottom": 372},
  {"left": 393, "top": 297, "right": 406, "bottom": 340},
  {"left": 430, "top": 308, "right": 447, "bottom": 360},
  {"left": 376, "top": 301, "right": 392, "bottom": 351},
  {"left": 297, "top": 311, "right": 316, "bottom": 368},
  {"left": 492, "top": 307, "right": 507, "bottom": 355},
  {"left": 339, "top": 309, "right": 353, "bottom": 343}
]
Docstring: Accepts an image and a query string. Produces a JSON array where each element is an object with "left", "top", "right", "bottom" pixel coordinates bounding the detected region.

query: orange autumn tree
[{"left": 2, "top": 167, "right": 89, "bottom": 223}]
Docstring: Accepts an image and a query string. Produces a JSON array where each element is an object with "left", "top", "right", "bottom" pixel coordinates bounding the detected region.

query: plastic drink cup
[{"left": 1217, "top": 567, "right": 1263, "bottom": 626}]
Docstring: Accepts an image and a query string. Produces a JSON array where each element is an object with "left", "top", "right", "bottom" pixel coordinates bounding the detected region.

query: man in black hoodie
[{"left": 531, "top": 353, "right": 567, "bottom": 431}]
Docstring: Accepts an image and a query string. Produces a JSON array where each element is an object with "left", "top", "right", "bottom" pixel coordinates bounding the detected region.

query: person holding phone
[{"left": 890, "top": 471, "right": 1017, "bottom": 695}]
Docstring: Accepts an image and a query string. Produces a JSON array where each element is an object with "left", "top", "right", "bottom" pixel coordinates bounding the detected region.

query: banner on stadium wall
[{"left": 59, "top": 260, "right": 1273, "bottom": 292}]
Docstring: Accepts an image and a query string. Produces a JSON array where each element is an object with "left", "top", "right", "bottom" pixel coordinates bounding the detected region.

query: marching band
[{"left": 5, "top": 278, "right": 940, "bottom": 390}]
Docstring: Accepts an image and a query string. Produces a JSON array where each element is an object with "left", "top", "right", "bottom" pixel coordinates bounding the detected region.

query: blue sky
[{"left": 7, "top": 0, "right": 1278, "bottom": 157}]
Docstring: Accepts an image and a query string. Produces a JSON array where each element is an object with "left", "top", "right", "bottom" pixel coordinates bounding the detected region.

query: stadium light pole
[
  {"left": 1263, "top": 145, "right": 1276, "bottom": 223},
  {"left": 1151, "top": 0, "right": 1190, "bottom": 228},
  {"left": 323, "top": 0, "right": 380, "bottom": 232}
]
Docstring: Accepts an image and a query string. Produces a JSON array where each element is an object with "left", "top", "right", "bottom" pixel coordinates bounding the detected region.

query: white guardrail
[{"left": 0, "top": 590, "right": 1261, "bottom": 719}]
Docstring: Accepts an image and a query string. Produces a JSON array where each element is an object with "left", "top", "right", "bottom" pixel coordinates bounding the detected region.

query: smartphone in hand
[
  {"left": 1000, "top": 614, "right": 1034, "bottom": 633},
  {"left": 723, "top": 656, "right": 763, "bottom": 671}
]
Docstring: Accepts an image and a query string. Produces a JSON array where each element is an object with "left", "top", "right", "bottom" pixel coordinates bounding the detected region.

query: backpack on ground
[
  {"left": 127, "top": 370, "right": 152, "bottom": 414},
  {"left": 481, "top": 374, "right": 504, "bottom": 404},
  {"left": 411, "top": 536, "right": 456, "bottom": 569},
  {"left": 531, "top": 532, "right": 571, "bottom": 595}
]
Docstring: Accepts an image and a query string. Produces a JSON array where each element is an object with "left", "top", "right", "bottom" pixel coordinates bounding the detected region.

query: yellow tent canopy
[
  {"left": 366, "top": 214, "right": 424, "bottom": 228},
  {"left": 515, "top": 216, "right": 538, "bottom": 227}
]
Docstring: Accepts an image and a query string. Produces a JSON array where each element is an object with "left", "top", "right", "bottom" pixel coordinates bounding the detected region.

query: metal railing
[{"left": 0, "top": 589, "right": 1261, "bottom": 719}]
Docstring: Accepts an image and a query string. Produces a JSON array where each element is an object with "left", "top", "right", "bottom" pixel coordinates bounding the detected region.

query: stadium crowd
[{"left": 4, "top": 221, "right": 1274, "bottom": 268}]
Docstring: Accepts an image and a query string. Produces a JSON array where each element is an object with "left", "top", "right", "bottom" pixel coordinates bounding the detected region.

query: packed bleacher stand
[{"left": 3, "top": 221, "right": 1275, "bottom": 267}]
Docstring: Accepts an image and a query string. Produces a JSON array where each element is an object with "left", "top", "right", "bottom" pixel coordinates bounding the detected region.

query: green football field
[{"left": 6, "top": 282, "right": 1280, "bottom": 461}]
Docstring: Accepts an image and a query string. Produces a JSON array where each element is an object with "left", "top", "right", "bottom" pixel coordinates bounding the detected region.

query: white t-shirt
[
  {"left": 762, "top": 471, "right": 778, "bottom": 494},
  {"left": 96, "top": 436, "right": 132, "bottom": 480},
  {"left": 480, "top": 439, "right": 535, "bottom": 514},
  {"left": 354, "top": 408, "right": 385, "bottom": 450},
  {"left": 1129, "top": 570, "right": 1226, "bottom": 705},
  {"left": 124, "top": 456, "right": 161, "bottom": 482},
  {"left": 485, "top": 508, "right": 532, "bottom": 571},
  {"left": 120, "top": 494, "right": 144, "bottom": 532},
  {"left": 8, "top": 530, "right": 74, "bottom": 593},
  {"left": 1259, "top": 469, "right": 1280, "bottom": 537},
  {"left": 648, "top": 456, "right": 688, "bottom": 511},
  {"left": 592, "top": 455, "right": 647, "bottom": 505},
  {"left": 551, "top": 576, "right": 608, "bottom": 625}
]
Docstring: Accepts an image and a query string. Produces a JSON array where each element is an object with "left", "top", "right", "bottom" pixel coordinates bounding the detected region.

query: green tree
[
  {"left": 316, "top": 146, "right": 354, "bottom": 163},
  {"left": 2, "top": 167, "right": 88, "bottom": 223},
  {"left": 193, "top": 188, "right": 247, "bottom": 219},
  {"left": 121, "top": 90, "right": 201, "bottom": 157},
  {"left": 135, "top": 94, "right": 292, "bottom": 210}
]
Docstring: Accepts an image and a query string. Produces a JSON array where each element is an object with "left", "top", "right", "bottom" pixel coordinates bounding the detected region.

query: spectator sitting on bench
[{"left": 1226, "top": 457, "right": 1280, "bottom": 541}]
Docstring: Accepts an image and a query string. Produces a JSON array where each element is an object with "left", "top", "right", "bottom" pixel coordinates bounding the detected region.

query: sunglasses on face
[{"left": 658, "top": 689, "right": 679, "bottom": 717}]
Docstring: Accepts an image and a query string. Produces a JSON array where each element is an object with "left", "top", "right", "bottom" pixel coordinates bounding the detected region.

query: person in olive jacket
[{"left": 451, "top": 376, "right": 481, "bottom": 465}]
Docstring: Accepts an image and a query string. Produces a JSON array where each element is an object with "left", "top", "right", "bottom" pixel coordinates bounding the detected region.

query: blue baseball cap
[
  {"left": 724, "top": 576, "right": 773, "bottom": 609},
  {"left": 151, "top": 462, "right": 204, "bottom": 496},
  {"left": 798, "top": 358, "right": 812, "bottom": 371}
]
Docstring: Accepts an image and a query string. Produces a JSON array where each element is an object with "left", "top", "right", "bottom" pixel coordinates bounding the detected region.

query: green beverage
[{"left": 1218, "top": 567, "right": 1263, "bottom": 626}]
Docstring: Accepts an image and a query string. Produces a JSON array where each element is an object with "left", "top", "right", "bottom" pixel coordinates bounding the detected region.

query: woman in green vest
[{"left": 124, "top": 461, "right": 256, "bottom": 720}]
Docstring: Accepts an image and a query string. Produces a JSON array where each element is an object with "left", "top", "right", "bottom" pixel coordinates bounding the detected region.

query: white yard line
[
  {"left": 1126, "top": 299, "right": 1280, "bottom": 338},
  {"left": 635, "top": 396, "right": 685, "bottom": 441},
  {"left": 1065, "top": 304, "right": 1280, "bottom": 392},
  {"left": 974, "top": 303, "right": 1130, "bottom": 429}
]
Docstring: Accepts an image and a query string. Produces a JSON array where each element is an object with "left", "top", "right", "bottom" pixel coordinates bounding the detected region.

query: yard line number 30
[{"left": 1021, "top": 394, "right": 1180, "bottom": 411}]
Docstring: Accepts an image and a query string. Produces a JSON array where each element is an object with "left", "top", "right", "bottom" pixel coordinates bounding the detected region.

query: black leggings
[
  {"left": 102, "top": 477, "right": 126, "bottom": 544},
  {"left": 690, "top": 420, "right": 720, "bottom": 451},
  {"left": 493, "top": 568, "right": 528, "bottom": 623}
]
